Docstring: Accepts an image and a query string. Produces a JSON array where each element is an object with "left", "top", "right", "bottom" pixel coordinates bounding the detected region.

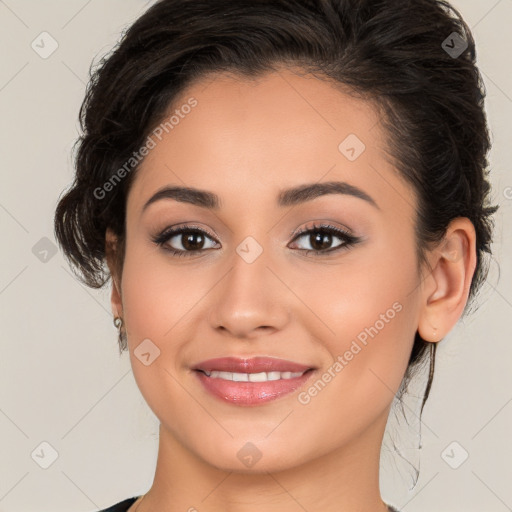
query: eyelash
[{"left": 151, "top": 222, "right": 361, "bottom": 258}]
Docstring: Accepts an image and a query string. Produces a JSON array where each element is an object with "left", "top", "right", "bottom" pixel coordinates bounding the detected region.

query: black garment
[
  {"left": 97, "top": 496, "right": 140, "bottom": 512},
  {"left": 97, "top": 496, "right": 400, "bottom": 511}
]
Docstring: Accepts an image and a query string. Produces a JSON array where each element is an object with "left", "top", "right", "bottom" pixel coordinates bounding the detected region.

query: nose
[{"left": 207, "top": 251, "right": 291, "bottom": 340}]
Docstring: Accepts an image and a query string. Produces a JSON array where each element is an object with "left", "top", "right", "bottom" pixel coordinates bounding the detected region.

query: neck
[{"left": 139, "top": 409, "right": 391, "bottom": 512}]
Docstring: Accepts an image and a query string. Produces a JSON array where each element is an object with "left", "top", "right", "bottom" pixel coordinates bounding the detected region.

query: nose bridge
[{"left": 208, "top": 236, "right": 290, "bottom": 337}]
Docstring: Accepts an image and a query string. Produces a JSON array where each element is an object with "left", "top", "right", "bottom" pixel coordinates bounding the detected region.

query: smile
[
  {"left": 191, "top": 356, "right": 316, "bottom": 406},
  {"left": 200, "top": 370, "right": 307, "bottom": 381}
]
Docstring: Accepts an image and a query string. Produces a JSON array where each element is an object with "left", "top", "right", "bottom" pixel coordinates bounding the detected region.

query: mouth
[
  {"left": 197, "top": 369, "right": 311, "bottom": 381},
  {"left": 192, "top": 357, "right": 316, "bottom": 406}
]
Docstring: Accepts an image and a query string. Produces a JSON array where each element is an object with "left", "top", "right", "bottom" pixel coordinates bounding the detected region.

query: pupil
[
  {"left": 183, "top": 232, "right": 203, "bottom": 250},
  {"left": 311, "top": 232, "right": 331, "bottom": 251}
]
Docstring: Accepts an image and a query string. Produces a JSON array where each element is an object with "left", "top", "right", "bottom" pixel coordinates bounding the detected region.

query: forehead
[{"left": 128, "top": 68, "right": 413, "bottom": 219}]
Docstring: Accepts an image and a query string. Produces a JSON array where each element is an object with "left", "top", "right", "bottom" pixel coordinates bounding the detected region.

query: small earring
[
  {"left": 113, "top": 315, "right": 128, "bottom": 353},
  {"left": 433, "top": 328, "right": 438, "bottom": 341},
  {"left": 113, "top": 316, "right": 123, "bottom": 330}
]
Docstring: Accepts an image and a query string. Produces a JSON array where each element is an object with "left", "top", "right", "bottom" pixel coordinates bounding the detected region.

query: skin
[{"left": 105, "top": 67, "right": 476, "bottom": 512}]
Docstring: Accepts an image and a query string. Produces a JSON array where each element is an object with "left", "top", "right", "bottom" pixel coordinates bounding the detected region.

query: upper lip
[{"left": 192, "top": 357, "right": 313, "bottom": 373}]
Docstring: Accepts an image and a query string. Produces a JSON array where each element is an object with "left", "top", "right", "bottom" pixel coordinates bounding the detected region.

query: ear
[
  {"left": 417, "top": 217, "right": 477, "bottom": 342},
  {"left": 105, "top": 228, "right": 123, "bottom": 318}
]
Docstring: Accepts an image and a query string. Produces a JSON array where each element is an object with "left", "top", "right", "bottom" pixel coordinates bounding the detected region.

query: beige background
[{"left": 0, "top": 1, "right": 511, "bottom": 511}]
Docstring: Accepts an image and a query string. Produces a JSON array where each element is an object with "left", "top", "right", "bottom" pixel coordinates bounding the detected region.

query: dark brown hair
[{"left": 54, "top": 0, "right": 498, "bottom": 421}]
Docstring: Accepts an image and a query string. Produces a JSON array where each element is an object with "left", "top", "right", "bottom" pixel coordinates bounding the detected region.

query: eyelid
[
  {"left": 152, "top": 221, "right": 361, "bottom": 257},
  {"left": 157, "top": 222, "right": 219, "bottom": 241},
  {"left": 289, "top": 221, "right": 354, "bottom": 240},
  {"left": 287, "top": 222, "right": 359, "bottom": 253},
  {"left": 155, "top": 222, "right": 353, "bottom": 244}
]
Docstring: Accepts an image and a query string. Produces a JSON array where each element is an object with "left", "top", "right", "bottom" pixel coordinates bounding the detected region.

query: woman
[{"left": 53, "top": 0, "right": 498, "bottom": 510}]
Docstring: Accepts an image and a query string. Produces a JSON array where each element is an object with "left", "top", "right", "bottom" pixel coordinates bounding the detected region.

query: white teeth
[
  {"left": 248, "top": 372, "right": 268, "bottom": 382},
  {"left": 204, "top": 370, "right": 305, "bottom": 381}
]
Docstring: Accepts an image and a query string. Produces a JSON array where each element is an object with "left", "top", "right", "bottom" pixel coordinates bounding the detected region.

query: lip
[
  {"left": 192, "top": 357, "right": 316, "bottom": 406},
  {"left": 192, "top": 356, "right": 312, "bottom": 373}
]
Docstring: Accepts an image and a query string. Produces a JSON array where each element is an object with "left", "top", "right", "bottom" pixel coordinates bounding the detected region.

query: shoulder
[{"left": 94, "top": 496, "right": 140, "bottom": 512}]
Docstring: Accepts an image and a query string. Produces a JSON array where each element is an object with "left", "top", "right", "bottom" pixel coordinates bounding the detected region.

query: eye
[
  {"left": 152, "top": 222, "right": 361, "bottom": 258},
  {"left": 288, "top": 222, "right": 360, "bottom": 255},
  {"left": 152, "top": 224, "right": 219, "bottom": 257}
]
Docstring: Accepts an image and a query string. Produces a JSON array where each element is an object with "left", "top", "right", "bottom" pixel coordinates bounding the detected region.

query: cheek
[
  {"left": 120, "top": 243, "right": 204, "bottom": 341},
  {"left": 306, "top": 239, "right": 419, "bottom": 394},
  {"left": 297, "top": 277, "right": 416, "bottom": 445},
  {"left": 119, "top": 248, "right": 202, "bottom": 431},
  {"left": 119, "top": 242, "right": 214, "bottom": 387}
]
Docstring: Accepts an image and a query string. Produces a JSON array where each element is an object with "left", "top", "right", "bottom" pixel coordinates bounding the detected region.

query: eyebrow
[{"left": 141, "top": 180, "right": 379, "bottom": 214}]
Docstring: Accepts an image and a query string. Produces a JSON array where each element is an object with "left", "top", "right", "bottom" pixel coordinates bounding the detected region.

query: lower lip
[{"left": 194, "top": 370, "right": 315, "bottom": 406}]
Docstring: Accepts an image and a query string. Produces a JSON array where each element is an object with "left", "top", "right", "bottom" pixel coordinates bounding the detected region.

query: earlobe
[{"left": 417, "top": 218, "right": 477, "bottom": 342}]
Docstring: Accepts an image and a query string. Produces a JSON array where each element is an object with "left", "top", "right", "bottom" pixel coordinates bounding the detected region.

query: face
[{"left": 114, "top": 68, "right": 425, "bottom": 472}]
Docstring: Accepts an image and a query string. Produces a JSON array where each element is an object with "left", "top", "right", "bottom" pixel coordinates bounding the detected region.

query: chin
[{"left": 189, "top": 434, "right": 306, "bottom": 474}]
